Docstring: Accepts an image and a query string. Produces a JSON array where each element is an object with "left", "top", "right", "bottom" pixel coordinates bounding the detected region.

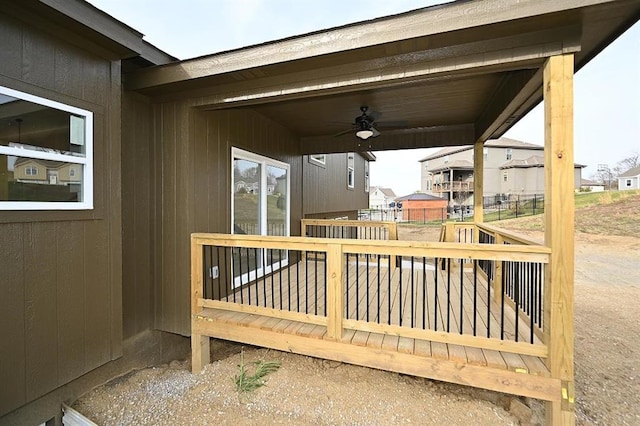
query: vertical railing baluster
[
  {"left": 410, "top": 257, "right": 415, "bottom": 328},
  {"left": 514, "top": 261, "right": 520, "bottom": 342},
  {"left": 434, "top": 258, "right": 439, "bottom": 331},
  {"left": 356, "top": 255, "right": 360, "bottom": 320},
  {"left": 398, "top": 256, "right": 403, "bottom": 326},
  {"left": 377, "top": 254, "right": 381, "bottom": 323},
  {"left": 459, "top": 258, "right": 464, "bottom": 334},
  {"left": 366, "top": 254, "right": 370, "bottom": 322},
  {"left": 473, "top": 259, "right": 478, "bottom": 336},
  {"left": 388, "top": 255, "right": 392, "bottom": 325},
  {"left": 346, "top": 253, "right": 350, "bottom": 319},
  {"left": 314, "top": 251, "right": 318, "bottom": 315},
  {"left": 446, "top": 258, "right": 451, "bottom": 332},
  {"left": 500, "top": 261, "right": 506, "bottom": 340},
  {"left": 422, "top": 257, "right": 427, "bottom": 329}
]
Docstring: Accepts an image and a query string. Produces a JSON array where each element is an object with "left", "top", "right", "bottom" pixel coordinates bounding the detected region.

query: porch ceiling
[{"left": 126, "top": 0, "right": 640, "bottom": 154}]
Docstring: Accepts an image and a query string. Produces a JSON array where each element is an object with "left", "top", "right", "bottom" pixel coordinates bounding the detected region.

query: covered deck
[{"left": 191, "top": 221, "right": 558, "bottom": 401}]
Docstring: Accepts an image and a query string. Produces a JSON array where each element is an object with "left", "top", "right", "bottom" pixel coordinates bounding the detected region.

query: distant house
[
  {"left": 394, "top": 192, "right": 447, "bottom": 222},
  {"left": 580, "top": 178, "right": 605, "bottom": 192},
  {"left": 618, "top": 166, "right": 640, "bottom": 191},
  {"left": 369, "top": 186, "right": 397, "bottom": 209},
  {"left": 13, "top": 158, "right": 82, "bottom": 186},
  {"left": 420, "top": 138, "right": 584, "bottom": 206}
]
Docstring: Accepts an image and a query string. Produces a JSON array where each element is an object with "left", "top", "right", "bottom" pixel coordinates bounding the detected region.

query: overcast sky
[{"left": 89, "top": 0, "right": 640, "bottom": 196}]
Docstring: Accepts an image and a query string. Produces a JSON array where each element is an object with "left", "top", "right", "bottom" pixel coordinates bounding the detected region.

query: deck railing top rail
[
  {"left": 476, "top": 223, "right": 544, "bottom": 246},
  {"left": 192, "top": 233, "right": 550, "bottom": 263}
]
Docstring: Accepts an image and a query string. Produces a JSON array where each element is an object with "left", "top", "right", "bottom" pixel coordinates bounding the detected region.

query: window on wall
[
  {"left": 347, "top": 152, "right": 355, "bottom": 189},
  {"left": 444, "top": 155, "right": 449, "bottom": 164},
  {"left": 506, "top": 148, "right": 513, "bottom": 160},
  {"left": 503, "top": 171, "right": 509, "bottom": 182},
  {"left": 309, "top": 154, "right": 326, "bottom": 167},
  {"left": 483, "top": 147, "right": 488, "bottom": 160},
  {"left": 364, "top": 161, "right": 369, "bottom": 192},
  {"left": 626, "top": 179, "right": 632, "bottom": 187},
  {"left": 231, "top": 148, "right": 290, "bottom": 287},
  {"left": 0, "top": 85, "right": 93, "bottom": 210}
]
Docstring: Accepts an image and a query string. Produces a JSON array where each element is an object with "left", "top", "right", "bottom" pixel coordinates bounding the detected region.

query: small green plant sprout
[{"left": 234, "top": 349, "right": 281, "bottom": 393}]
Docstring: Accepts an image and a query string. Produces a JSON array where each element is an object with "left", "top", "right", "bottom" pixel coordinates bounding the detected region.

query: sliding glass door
[{"left": 231, "top": 148, "right": 290, "bottom": 287}]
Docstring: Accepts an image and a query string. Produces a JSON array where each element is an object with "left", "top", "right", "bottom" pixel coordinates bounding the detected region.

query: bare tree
[{"left": 613, "top": 152, "right": 639, "bottom": 176}]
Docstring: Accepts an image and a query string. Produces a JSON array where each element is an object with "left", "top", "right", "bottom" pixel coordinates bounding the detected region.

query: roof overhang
[
  {"left": 124, "top": 0, "right": 640, "bottom": 153},
  {"left": 0, "top": 0, "right": 176, "bottom": 65}
]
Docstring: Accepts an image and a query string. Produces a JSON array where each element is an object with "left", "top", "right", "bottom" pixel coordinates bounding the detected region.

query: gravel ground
[{"left": 73, "top": 221, "right": 640, "bottom": 425}]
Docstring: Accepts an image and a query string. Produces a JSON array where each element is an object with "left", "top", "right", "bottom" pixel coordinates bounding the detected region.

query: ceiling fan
[{"left": 334, "top": 106, "right": 405, "bottom": 140}]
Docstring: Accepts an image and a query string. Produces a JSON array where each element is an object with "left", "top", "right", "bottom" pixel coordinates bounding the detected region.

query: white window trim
[
  {"left": 0, "top": 85, "right": 93, "bottom": 210},
  {"left": 309, "top": 154, "right": 326, "bottom": 167},
  {"left": 231, "top": 147, "right": 290, "bottom": 287}
]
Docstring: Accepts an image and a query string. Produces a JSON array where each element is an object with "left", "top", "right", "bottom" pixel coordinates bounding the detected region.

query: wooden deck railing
[
  {"left": 301, "top": 218, "right": 397, "bottom": 241},
  {"left": 192, "top": 233, "right": 550, "bottom": 358},
  {"left": 441, "top": 222, "right": 546, "bottom": 342}
]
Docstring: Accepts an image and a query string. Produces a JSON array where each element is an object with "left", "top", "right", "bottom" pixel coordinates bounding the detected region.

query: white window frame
[
  {"left": 626, "top": 179, "right": 632, "bottom": 187},
  {"left": 503, "top": 171, "right": 509, "bottom": 182},
  {"left": 309, "top": 154, "right": 326, "bottom": 167},
  {"left": 0, "top": 85, "right": 93, "bottom": 210},
  {"left": 506, "top": 148, "right": 513, "bottom": 160},
  {"left": 347, "top": 153, "right": 355, "bottom": 189},
  {"left": 231, "top": 147, "right": 291, "bottom": 287},
  {"left": 364, "top": 161, "right": 369, "bottom": 192},
  {"left": 483, "top": 147, "right": 488, "bottom": 160}
]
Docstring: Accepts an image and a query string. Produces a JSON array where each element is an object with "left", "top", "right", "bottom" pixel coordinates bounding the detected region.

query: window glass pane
[
  {"left": 267, "top": 165, "right": 287, "bottom": 236},
  {"left": 0, "top": 95, "right": 86, "bottom": 156},
  {"left": 233, "top": 158, "right": 261, "bottom": 235},
  {"left": 0, "top": 154, "right": 83, "bottom": 202}
]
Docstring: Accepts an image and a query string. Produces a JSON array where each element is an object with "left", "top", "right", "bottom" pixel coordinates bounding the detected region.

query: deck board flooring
[{"left": 214, "top": 258, "right": 547, "bottom": 375}]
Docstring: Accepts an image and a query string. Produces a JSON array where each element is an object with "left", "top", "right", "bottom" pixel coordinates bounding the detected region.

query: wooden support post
[
  {"left": 191, "top": 236, "right": 210, "bottom": 373},
  {"left": 389, "top": 222, "right": 398, "bottom": 269},
  {"left": 473, "top": 140, "right": 484, "bottom": 223},
  {"left": 543, "top": 54, "right": 575, "bottom": 425},
  {"left": 326, "top": 243, "right": 344, "bottom": 340}
]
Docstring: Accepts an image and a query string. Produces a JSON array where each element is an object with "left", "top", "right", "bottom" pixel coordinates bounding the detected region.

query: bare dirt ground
[{"left": 74, "top": 195, "right": 640, "bottom": 425}]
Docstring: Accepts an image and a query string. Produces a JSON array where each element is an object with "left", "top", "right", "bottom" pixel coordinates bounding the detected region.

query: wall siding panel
[
  {"left": 24, "top": 222, "right": 59, "bottom": 401},
  {"left": 122, "top": 92, "right": 154, "bottom": 339},
  {"left": 302, "top": 153, "right": 369, "bottom": 217},
  {"left": 56, "top": 222, "right": 86, "bottom": 385},
  {"left": 0, "top": 12, "right": 123, "bottom": 417},
  {"left": 152, "top": 106, "right": 302, "bottom": 335},
  {"left": 0, "top": 224, "right": 26, "bottom": 415}
]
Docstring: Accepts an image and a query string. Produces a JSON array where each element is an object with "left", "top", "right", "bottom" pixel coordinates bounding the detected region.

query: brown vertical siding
[
  {"left": 0, "top": 224, "right": 26, "bottom": 412},
  {"left": 121, "top": 92, "right": 154, "bottom": 339},
  {"left": 302, "top": 153, "right": 369, "bottom": 217},
  {"left": 151, "top": 106, "right": 302, "bottom": 336},
  {"left": 0, "top": 13, "right": 122, "bottom": 416}
]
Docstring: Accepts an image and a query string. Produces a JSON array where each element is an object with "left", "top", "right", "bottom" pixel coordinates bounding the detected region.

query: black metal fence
[{"left": 360, "top": 194, "right": 544, "bottom": 224}]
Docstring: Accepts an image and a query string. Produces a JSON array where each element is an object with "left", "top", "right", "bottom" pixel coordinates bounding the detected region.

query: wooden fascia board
[
  {"left": 126, "top": 0, "right": 611, "bottom": 90},
  {"left": 150, "top": 25, "right": 580, "bottom": 108},
  {"left": 300, "top": 124, "right": 475, "bottom": 155}
]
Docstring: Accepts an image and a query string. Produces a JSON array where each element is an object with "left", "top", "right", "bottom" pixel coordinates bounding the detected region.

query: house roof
[
  {"left": 419, "top": 138, "right": 543, "bottom": 162},
  {"left": 9, "top": 0, "right": 176, "bottom": 66},
  {"left": 395, "top": 193, "right": 446, "bottom": 202},
  {"left": 428, "top": 160, "right": 475, "bottom": 173},
  {"left": 500, "top": 155, "right": 545, "bottom": 169},
  {"left": 581, "top": 178, "right": 604, "bottom": 186},
  {"left": 121, "top": 0, "right": 640, "bottom": 155},
  {"left": 14, "top": 157, "right": 70, "bottom": 169},
  {"left": 372, "top": 187, "right": 397, "bottom": 198},
  {"left": 619, "top": 166, "right": 640, "bottom": 178}
]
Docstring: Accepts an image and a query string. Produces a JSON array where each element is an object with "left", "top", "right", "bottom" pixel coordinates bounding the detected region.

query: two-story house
[
  {"left": 420, "top": 138, "right": 583, "bottom": 206},
  {"left": 369, "top": 186, "right": 397, "bottom": 209}
]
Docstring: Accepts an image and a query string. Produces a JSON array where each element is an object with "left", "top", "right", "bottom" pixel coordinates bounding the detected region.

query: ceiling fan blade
[
  {"left": 371, "top": 127, "right": 381, "bottom": 138},
  {"left": 368, "top": 110, "right": 382, "bottom": 121},
  {"left": 333, "top": 128, "right": 355, "bottom": 137}
]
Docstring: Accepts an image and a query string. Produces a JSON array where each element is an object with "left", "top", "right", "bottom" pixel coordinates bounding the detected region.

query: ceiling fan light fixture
[{"left": 356, "top": 129, "right": 374, "bottom": 140}]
